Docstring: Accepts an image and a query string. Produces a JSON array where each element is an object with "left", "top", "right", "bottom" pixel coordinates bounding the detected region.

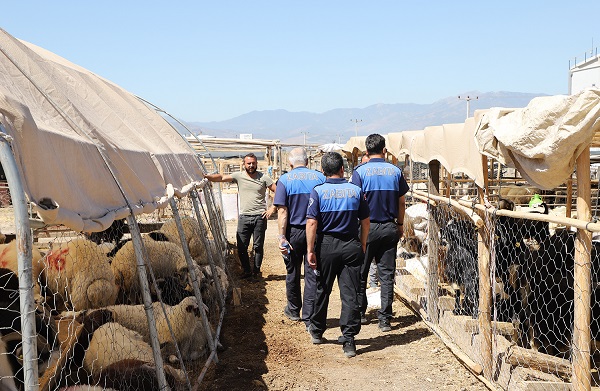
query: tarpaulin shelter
[
  {"left": 385, "top": 111, "right": 488, "bottom": 188},
  {"left": 474, "top": 89, "right": 600, "bottom": 189},
  {"left": 0, "top": 28, "right": 205, "bottom": 232}
]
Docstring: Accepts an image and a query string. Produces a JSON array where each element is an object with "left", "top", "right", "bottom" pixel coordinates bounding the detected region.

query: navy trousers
[
  {"left": 360, "top": 222, "right": 399, "bottom": 321},
  {"left": 310, "top": 234, "right": 363, "bottom": 340}
]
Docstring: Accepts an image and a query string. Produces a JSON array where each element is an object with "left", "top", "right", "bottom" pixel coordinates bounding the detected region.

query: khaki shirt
[{"left": 231, "top": 171, "right": 274, "bottom": 215}]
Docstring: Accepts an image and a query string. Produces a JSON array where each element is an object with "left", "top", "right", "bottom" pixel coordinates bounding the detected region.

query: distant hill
[{"left": 179, "top": 91, "right": 548, "bottom": 145}]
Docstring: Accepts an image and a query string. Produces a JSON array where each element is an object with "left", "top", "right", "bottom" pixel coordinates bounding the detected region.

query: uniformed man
[
  {"left": 306, "top": 152, "right": 370, "bottom": 358},
  {"left": 273, "top": 147, "right": 325, "bottom": 324},
  {"left": 351, "top": 133, "right": 409, "bottom": 332}
]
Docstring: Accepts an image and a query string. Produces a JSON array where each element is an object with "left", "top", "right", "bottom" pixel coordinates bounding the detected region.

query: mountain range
[{"left": 179, "top": 91, "right": 549, "bottom": 145}]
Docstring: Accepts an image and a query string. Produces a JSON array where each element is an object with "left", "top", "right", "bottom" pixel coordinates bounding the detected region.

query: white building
[{"left": 569, "top": 50, "right": 600, "bottom": 94}]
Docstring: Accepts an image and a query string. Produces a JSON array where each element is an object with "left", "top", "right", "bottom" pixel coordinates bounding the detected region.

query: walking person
[
  {"left": 360, "top": 152, "right": 379, "bottom": 289},
  {"left": 306, "top": 152, "right": 370, "bottom": 358},
  {"left": 351, "top": 134, "right": 409, "bottom": 331},
  {"left": 273, "top": 148, "right": 325, "bottom": 324},
  {"left": 206, "top": 153, "right": 277, "bottom": 279}
]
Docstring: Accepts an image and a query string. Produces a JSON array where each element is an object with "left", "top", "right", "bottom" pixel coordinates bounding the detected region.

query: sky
[{"left": 2, "top": 1, "right": 599, "bottom": 122}]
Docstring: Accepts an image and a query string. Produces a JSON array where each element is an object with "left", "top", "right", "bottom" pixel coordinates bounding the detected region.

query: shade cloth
[
  {"left": 474, "top": 89, "right": 600, "bottom": 189},
  {"left": 0, "top": 28, "right": 205, "bottom": 232}
]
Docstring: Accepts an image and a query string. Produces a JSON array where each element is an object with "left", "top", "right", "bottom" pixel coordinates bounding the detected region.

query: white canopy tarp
[
  {"left": 318, "top": 143, "right": 344, "bottom": 153},
  {"left": 0, "top": 28, "right": 205, "bottom": 232},
  {"left": 387, "top": 113, "right": 487, "bottom": 188},
  {"left": 474, "top": 89, "right": 600, "bottom": 189}
]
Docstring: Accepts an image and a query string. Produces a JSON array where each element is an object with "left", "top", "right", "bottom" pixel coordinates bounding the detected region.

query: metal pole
[
  {"left": 127, "top": 215, "right": 171, "bottom": 391},
  {"left": 0, "top": 129, "right": 39, "bottom": 391},
  {"left": 169, "top": 199, "right": 218, "bottom": 362}
]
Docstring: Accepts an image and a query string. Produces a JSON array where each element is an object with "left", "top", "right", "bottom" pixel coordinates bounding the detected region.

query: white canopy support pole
[
  {"left": 169, "top": 199, "right": 218, "bottom": 363},
  {"left": 573, "top": 147, "right": 592, "bottom": 391},
  {"left": 127, "top": 215, "right": 171, "bottom": 391},
  {"left": 0, "top": 128, "right": 39, "bottom": 391}
]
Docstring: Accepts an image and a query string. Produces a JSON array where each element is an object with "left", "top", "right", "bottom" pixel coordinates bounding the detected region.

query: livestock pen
[
  {"left": 0, "top": 28, "right": 232, "bottom": 391},
  {"left": 360, "top": 91, "right": 600, "bottom": 391}
]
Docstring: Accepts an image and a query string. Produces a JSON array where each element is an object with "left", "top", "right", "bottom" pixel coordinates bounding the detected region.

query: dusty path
[{"left": 200, "top": 219, "right": 488, "bottom": 391}]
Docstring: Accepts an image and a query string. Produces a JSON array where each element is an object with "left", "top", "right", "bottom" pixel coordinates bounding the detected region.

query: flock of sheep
[{"left": 0, "top": 215, "right": 230, "bottom": 391}]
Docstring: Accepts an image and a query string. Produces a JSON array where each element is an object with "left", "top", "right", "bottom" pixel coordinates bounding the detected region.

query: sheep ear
[{"left": 148, "top": 231, "right": 169, "bottom": 242}]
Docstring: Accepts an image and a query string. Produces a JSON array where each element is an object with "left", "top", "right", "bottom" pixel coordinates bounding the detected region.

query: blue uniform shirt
[
  {"left": 273, "top": 167, "right": 326, "bottom": 226},
  {"left": 350, "top": 158, "right": 409, "bottom": 223},
  {"left": 307, "top": 178, "right": 369, "bottom": 235}
]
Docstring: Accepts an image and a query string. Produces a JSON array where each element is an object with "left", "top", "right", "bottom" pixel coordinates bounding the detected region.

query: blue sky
[{"left": 2, "top": 1, "right": 599, "bottom": 122}]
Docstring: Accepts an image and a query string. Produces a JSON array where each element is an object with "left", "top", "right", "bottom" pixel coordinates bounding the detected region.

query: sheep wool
[
  {"left": 83, "top": 322, "right": 187, "bottom": 384},
  {"left": 159, "top": 216, "right": 208, "bottom": 263},
  {"left": 43, "top": 237, "right": 118, "bottom": 311},
  {"left": 105, "top": 296, "right": 208, "bottom": 361},
  {"left": 110, "top": 236, "right": 188, "bottom": 303},
  {"left": 0, "top": 241, "right": 44, "bottom": 300}
]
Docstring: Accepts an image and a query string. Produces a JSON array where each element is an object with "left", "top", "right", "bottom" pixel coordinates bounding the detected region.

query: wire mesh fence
[
  {"left": 395, "top": 160, "right": 600, "bottom": 390},
  {"left": 0, "top": 185, "right": 230, "bottom": 391}
]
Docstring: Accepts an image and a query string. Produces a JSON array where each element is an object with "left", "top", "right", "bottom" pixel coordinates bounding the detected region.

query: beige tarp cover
[
  {"left": 475, "top": 89, "right": 600, "bottom": 189},
  {"left": 0, "top": 29, "right": 205, "bottom": 232},
  {"left": 386, "top": 112, "right": 487, "bottom": 188},
  {"left": 342, "top": 136, "right": 367, "bottom": 155}
]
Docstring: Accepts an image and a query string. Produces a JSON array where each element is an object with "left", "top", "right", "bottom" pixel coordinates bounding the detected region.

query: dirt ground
[{"left": 199, "top": 219, "right": 489, "bottom": 391}]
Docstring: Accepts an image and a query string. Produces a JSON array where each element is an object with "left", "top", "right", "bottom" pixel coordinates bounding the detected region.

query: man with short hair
[
  {"left": 273, "top": 148, "right": 325, "bottom": 324},
  {"left": 351, "top": 134, "right": 409, "bottom": 332},
  {"left": 206, "top": 153, "right": 277, "bottom": 279},
  {"left": 306, "top": 152, "right": 370, "bottom": 358}
]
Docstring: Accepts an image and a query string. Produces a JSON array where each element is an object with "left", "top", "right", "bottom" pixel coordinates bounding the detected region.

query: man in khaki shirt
[{"left": 206, "top": 153, "right": 276, "bottom": 279}]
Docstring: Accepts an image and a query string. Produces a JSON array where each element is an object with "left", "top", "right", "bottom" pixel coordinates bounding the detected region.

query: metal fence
[
  {"left": 396, "top": 160, "right": 600, "bottom": 391},
  {"left": 0, "top": 141, "right": 230, "bottom": 391}
]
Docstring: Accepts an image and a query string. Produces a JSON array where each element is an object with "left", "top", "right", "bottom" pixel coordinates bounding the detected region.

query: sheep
[
  {"left": 110, "top": 236, "right": 189, "bottom": 305},
  {"left": 156, "top": 216, "right": 208, "bottom": 263},
  {"left": 82, "top": 322, "right": 186, "bottom": 390},
  {"left": 84, "top": 219, "right": 127, "bottom": 246},
  {"left": 104, "top": 296, "right": 208, "bottom": 362},
  {"left": 0, "top": 241, "right": 45, "bottom": 301},
  {"left": 42, "top": 237, "right": 118, "bottom": 311},
  {"left": 0, "top": 268, "right": 60, "bottom": 390}
]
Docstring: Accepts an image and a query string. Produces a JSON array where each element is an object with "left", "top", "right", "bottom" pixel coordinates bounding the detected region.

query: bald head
[{"left": 288, "top": 147, "right": 308, "bottom": 167}]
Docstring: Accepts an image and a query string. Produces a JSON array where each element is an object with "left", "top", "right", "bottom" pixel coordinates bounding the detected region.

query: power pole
[
  {"left": 458, "top": 95, "right": 478, "bottom": 119},
  {"left": 301, "top": 131, "right": 309, "bottom": 146},
  {"left": 350, "top": 119, "right": 363, "bottom": 137}
]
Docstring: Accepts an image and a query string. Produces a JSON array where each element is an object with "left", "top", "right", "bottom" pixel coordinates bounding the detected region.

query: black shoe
[
  {"left": 360, "top": 313, "right": 368, "bottom": 325},
  {"left": 342, "top": 339, "right": 356, "bottom": 358},
  {"left": 337, "top": 335, "right": 345, "bottom": 343},
  {"left": 240, "top": 271, "right": 252, "bottom": 279},
  {"left": 379, "top": 319, "right": 392, "bottom": 332},
  {"left": 283, "top": 306, "right": 300, "bottom": 321},
  {"left": 308, "top": 324, "right": 324, "bottom": 344}
]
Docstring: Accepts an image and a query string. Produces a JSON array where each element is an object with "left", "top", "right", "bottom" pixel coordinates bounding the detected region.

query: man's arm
[
  {"left": 359, "top": 218, "right": 370, "bottom": 253},
  {"left": 306, "top": 218, "right": 318, "bottom": 270},
  {"left": 205, "top": 173, "right": 234, "bottom": 182},
  {"left": 262, "top": 182, "right": 278, "bottom": 219},
  {"left": 277, "top": 206, "right": 291, "bottom": 254},
  {"left": 397, "top": 195, "right": 406, "bottom": 238}
]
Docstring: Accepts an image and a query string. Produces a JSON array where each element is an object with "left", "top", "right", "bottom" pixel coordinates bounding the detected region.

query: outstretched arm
[{"left": 205, "top": 173, "right": 234, "bottom": 182}]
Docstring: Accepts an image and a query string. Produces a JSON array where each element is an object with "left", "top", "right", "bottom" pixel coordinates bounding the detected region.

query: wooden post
[
  {"left": 567, "top": 175, "right": 574, "bottom": 217},
  {"left": 573, "top": 148, "right": 592, "bottom": 391},
  {"left": 427, "top": 161, "right": 440, "bottom": 324},
  {"left": 478, "top": 155, "right": 493, "bottom": 380}
]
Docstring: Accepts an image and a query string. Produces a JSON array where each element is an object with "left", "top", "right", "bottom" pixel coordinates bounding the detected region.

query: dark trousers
[
  {"left": 360, "top": 222, "right": 399, "bottom": 321},
  {"left": 283, "top": 227, "right": 316, "bottom": 324},
  {"left": 310, "top": 235, "right": 363, "bottom": 340},
  {"left": 236, "top": 214, "right": 267, "bottom": 274}
]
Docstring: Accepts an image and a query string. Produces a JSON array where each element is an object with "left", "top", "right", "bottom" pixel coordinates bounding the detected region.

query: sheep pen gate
[
  {"left": 0, "top": 175, "right": 231, "bottom": 390},
  {"left": 396, "top": 159, "right": 600, "bottom": 391}
]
